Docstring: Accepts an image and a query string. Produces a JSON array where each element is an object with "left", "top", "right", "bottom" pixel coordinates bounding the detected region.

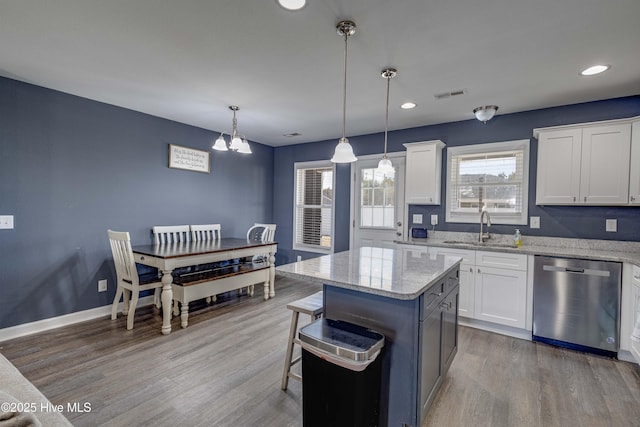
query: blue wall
[
  {"left": 273, "top": 96, "right": 640, "bottom": 264},
  {"left": 0, "top": 77, "right": 274, "bottom": 329}
]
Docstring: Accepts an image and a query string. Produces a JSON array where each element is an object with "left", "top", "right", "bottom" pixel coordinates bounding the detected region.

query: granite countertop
[
  {"left": 276, "top": 246, "right": 461, "bottom": 300},
  {"left": 398, "top": 232, "right": 640, "bottom": 266}
]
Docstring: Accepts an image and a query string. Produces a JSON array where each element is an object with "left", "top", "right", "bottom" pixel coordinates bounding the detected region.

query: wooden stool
[{"left": 281, "top": 291, "right": 323, "bottom": 390}]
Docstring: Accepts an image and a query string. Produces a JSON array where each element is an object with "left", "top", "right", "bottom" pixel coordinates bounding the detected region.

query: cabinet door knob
[
  {"left": 631, "top": 196, "right": 636, "bottom": 202},
  {"left": 584, "top": 196, "right": 587, "bottom": 203},
  {"left": 573, "top": 196, "right": 576, "bottom": 202}
]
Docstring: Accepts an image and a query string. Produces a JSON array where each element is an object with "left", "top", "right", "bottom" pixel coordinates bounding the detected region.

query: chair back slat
[
  {"left": 190, "top": 224, "right": 221, "bottom": 242},
  {"left": 152, "top": 225, "right": 190, "bottom": 244}
]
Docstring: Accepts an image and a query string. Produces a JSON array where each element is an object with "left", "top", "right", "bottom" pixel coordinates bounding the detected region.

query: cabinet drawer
[
  {"left": 476, "top": 250, "right": 527, "bottom": 271},
  {"left": 429, "top": 247, "right": 475, "bottom": 265},
  {"left": 421, "top": 280, "right": 444, "bottom": 320}
]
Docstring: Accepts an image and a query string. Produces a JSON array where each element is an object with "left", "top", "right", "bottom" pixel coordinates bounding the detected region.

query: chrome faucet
[{"left": 479, "top": 209, "right": 492, "bottom": 243}]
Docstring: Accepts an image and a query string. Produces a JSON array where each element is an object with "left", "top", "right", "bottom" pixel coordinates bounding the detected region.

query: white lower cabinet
[
  {"left": 458, "top": 266, "right": 475, "bottom": 318},
  {"left": 429, "top": 247, "right": 528, "bottom": 329},
  {"left": 475, "top": 265, "right": 527, "bottom": 328},
  {"left": 427, "top": 247, "right": 476, "bottom": 317}
]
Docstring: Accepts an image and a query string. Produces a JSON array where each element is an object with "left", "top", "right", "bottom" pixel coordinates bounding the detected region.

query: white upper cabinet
[
  {"left": 535, "top": 120, "right": 633, "bottom": 205},
  {"left": 629, "top": 121, "right": 640, "bottom": 205},
  {"left": 536, "top": 128, "right": 582, "bottom": 205},
  {"left": 404, "top": 140, "right": 445, "bottom": 205}
]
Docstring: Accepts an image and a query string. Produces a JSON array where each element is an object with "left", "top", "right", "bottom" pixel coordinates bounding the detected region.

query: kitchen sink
[{"left": 441, "top": 240, "right": 516, "bottom": 249}]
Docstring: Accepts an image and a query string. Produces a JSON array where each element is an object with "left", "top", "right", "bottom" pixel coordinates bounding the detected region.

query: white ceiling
[{"left": 1, "top": 0, "right": 639, "bottom": 147}]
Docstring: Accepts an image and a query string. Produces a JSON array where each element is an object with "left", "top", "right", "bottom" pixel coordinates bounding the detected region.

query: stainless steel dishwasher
[{"left": 533, "top": 256, "right": 622, "bottom": 357}]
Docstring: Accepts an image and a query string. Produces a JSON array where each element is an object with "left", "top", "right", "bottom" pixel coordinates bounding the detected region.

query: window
[
  {"left": 446, "top": 139, "right": 529, "bottom": 225},
  {"left": 293, "top": 161, "right": 334, "bottom": 253},
  {"left": 360, "top": 167, "right": 395, "bottom": 228}
]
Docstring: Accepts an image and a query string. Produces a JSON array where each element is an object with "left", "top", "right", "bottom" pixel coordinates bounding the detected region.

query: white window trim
[
  {"left": 292, "top": 160, "right": 335, "bottom": 254},
  {"left": 446, "top": 139, "right": 530, "bottom": 225}
]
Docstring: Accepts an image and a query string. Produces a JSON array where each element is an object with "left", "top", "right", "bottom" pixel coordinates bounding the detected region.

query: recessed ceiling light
[
  {"left": 277, "top": 0, "right": 306, "bottom": 11},
  {"left": 580, "top": 64, "right": 610, "bottom": 76},
  {"left": 401, "top": 102, "right": 417, "bottom": 109}
]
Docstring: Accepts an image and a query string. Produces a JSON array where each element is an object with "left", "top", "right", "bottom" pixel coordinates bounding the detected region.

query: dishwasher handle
[{"left": 542, "top": 264, "right": 610, "bottom": 277}]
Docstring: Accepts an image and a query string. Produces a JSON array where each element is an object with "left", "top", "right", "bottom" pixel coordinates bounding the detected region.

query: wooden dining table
[{"left": 132, "top": 238, "right": 277, "bottom": 335}]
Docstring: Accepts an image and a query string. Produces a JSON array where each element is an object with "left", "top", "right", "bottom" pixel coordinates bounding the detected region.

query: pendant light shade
[
  {"left": 332, "top": 137, "right": 357, "bottom": 163},
  {"left": 377, "top": 67, "right": 397, "bottom": 173},
  {"left": 331, "top": 20, "right": 358, "bottom": 164},
  {"left": 212, "top": 106, "right": 252, "bottom": 153}
]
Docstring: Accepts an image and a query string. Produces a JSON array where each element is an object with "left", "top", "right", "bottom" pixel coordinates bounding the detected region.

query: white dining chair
[
  {"left": 247, "top": 223, "right": 277, "bottom": 245},
  {"left": 190, "top": 224, "right": 221, "bottom": 242},
  {"left": 189, "top": 224, "right": 222, "bottom": 304},
  {"left": 240, "top": 223, "right": 277, "bottom": 296},
  {"left": 152, "top": 225, "right": 190, "bottom": 244},
  {"left": 108, "top": 230, "right": 164, "bottom": 330}
]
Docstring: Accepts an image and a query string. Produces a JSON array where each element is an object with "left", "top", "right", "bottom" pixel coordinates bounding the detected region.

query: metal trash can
[{"left": 298, "top": 318, "right": 385, "bottom": 427}]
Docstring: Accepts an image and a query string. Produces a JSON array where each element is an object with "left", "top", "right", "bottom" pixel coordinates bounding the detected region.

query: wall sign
[{"left": 168, "top": 144, "right": 211, "bottom": 173}]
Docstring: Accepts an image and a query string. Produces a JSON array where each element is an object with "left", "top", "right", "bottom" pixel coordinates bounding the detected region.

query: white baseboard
[
  {"left": 0, "top": 296, "right": 155, "bottom": 344},
  {"left": 459, "top": 316, "right": 532, "bottom": 341}
]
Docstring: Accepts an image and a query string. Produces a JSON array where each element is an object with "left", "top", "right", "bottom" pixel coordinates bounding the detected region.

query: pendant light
[
  {"left": 212, "top": 106, "right": 252, "bottom": 154},
  {"left": 331, "top": 20, "right": 357, "bottom": 164},
  {"left": 377, "top": 67, "right": 397, "bottom": 173}
]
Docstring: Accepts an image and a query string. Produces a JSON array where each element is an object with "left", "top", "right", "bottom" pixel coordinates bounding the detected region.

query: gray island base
[{"left": 277, "top": 246, "right": 462, "bottom": 427}]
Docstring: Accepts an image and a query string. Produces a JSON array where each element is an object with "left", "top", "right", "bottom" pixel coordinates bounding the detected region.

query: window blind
[
  {"left": 446, "top": 139, "right": 529, "bottom": 225},
  {"left": 294, "top": 166, "right": 333, "bottom": 250},
  {"left": 450, "top": 149, "right": 524, "bottom": 214}
]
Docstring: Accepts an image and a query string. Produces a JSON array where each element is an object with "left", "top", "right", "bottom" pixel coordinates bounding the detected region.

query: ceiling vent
[{"left": 434, "top": 89, "right": 467, "bottom": 100}]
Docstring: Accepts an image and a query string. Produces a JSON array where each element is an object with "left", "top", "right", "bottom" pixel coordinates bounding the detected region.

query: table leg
[
  {"left": 160, "top": 269, "right": 174, "bottom": 335},
  {"left": 180, "top": 303, "right": 189, "bottom": 329},
  {"left": 269, "top": 250, "right": 276, "bottom": 299}
]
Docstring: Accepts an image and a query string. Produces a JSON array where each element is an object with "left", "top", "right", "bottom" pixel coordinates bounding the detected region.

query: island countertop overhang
[{"left": 276, "top": 246, "right": 462, "bottom": 300}]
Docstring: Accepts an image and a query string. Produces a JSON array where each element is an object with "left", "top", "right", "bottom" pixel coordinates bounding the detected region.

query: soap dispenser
[{"left": 514, "top": 229, "right": 522, "bottom": 248}]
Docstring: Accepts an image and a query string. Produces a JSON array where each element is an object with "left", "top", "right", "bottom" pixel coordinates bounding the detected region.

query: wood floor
[{"left": 2, "top": 276, "right": 640, "bottom": 427}]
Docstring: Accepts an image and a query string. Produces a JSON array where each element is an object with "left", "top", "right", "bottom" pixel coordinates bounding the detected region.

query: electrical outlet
[
  {"left": 530, "top": 216, "right": 540, "bottom": 229},
  {"left": 431, "top": 215, "right": 438, "bottom": 226},
  {"left": 296, "top": 255, "right": 302, "bottom": 262},
  {"left": 0, "top": 215, "right": 14, "bottom": 229},
  {"left": 98, "top": 280, "right": 107, "bottom": 292},
  {"left": 412, "top": 214, "right": 423, "bottom": 224},
  {"left": 606, "top": 219, "right": 617, "bottom": 232}
]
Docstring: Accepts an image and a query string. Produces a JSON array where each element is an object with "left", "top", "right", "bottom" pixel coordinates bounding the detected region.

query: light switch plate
[
  {"left": 0, "top": 215, "right": 14, "bottom": 229},
  {"left": 431, "top": 215, "right": 438, "bottom": 226},
  {"left": 530, "top": 216, "right": 540, "bottom": 229},
  {"left": 606, "top": 219, "right": 617, "bottom": 232},
  {"left": 412, "top": 214, "right": 423, "bottom": 224}
]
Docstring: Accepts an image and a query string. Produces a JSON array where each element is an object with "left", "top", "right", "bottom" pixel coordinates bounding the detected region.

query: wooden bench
[{"left": 170, "top": 262, "right": 270, "bottom": 328}]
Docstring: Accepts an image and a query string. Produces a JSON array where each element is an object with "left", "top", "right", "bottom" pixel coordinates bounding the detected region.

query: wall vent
[{"left": 434, "top": 89, "right": 467, "bottom": 100}]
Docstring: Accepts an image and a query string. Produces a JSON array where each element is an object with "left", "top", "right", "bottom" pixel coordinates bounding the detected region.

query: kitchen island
[{"left": 276, "top": 246, "right": 462, "bottom": 427}]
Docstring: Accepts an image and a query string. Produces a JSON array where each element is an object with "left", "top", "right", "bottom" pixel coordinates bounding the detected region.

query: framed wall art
[{"left": 168, "top": 144, "right": 211, "bottom": 173}]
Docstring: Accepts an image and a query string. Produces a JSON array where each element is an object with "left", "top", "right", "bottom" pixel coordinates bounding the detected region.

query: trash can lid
[{"left": 299, "top": 318, "right": 385, "bottom": 363}]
